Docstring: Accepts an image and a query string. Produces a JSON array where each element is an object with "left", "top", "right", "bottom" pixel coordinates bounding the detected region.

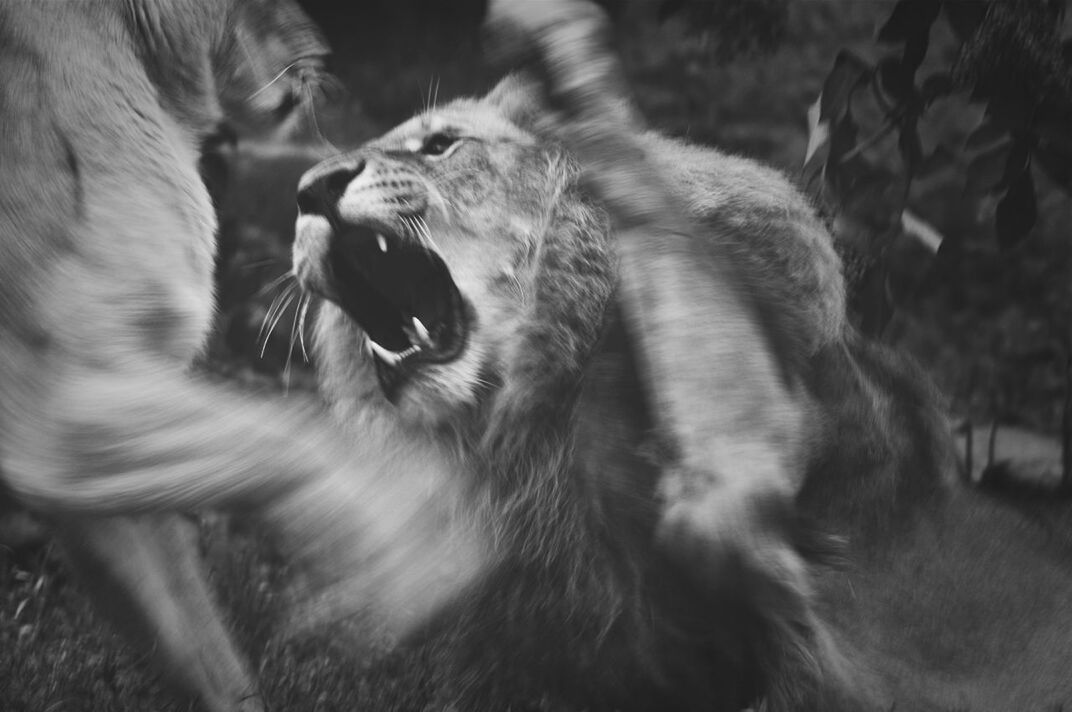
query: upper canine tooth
[
  {"left": 411, "top": 317, "right": 432, "bottom": 346},
  {"left": 376, "top": 233, "right": 388, "bottom": 253},
  {"left": 368, "top": 339, "right": 402, "bottom": 366}
]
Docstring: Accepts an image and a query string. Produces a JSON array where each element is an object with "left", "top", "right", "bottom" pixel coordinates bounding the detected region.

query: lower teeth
[{"left": 368, "top": 338, "right": 421, "bottom": 367}]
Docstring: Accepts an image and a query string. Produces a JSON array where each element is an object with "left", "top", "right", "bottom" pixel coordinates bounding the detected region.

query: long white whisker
[
  {"left": 414, "top": 214, "right": 440, "bottom": 252},
  {"left": 259, "top": 285, "right": 295, "bottom": 348},
  {"left": 266, "top": 280, "right": 296, "bottom": 321},
  {"left": 282, "top": 298, "right": 303, "bottom": 393},
  {"left": 260, "top": 293, "right": 295, "bottom": 359},
  {"left": 260, "top": 285, "right": 298, "bottom": 357},
  {"left": 414, "top": 214, "right": 432, "bottom": 242},
  {"left": 256, "top": 271, "right": 294, "bottom": 299},
  {"left": 297, "top": 294, "right": 313, "bottom": 363},
  {"left": 302, "top": 80, "right": 337, "bottom": 152},
  {"left": 257, "top": 283, "right": 292, "bottom": 345},
  {"left": 420, "top": 78, "right": 433, "bottom": 114},
  {"left": 419, "top": 178, "right": 454, "bottom": 224},
  {"left": 240, "top": 258, "right": 287, "bottom": 272},
  {"left": 249, "top": 60, "right": 303, "bottom": 101}
]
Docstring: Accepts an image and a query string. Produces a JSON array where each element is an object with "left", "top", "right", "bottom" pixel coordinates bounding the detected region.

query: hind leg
[{"left": 54, "top": 514, "right": 263, "bottom": 712}]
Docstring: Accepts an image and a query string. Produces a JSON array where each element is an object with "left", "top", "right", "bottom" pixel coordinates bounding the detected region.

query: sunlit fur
[{"left": 301, "top": 75, "right": 1072, "bottom": 711}]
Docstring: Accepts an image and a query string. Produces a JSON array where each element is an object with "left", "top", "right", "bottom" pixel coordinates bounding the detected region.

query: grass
[{"left": 0, "top": 517, "right": 453, "bottom": 711}]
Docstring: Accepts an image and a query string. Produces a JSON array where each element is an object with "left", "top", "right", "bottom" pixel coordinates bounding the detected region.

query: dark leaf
[
  {"left": 804, "top": 97, "right": 830, "bottom": 167},
  {"left": 965, "top": 141, "right": 1012, "bottom": 194},
  {"left": 943, "top": 1, "right": 986, "bottom": 41},
  {"left": 899, "top": 118, "right": 923, "bottom": 170},
  {"left": 965, "top": 120, "right": 1007, "bottom": 150},
  {"left": 921, "top": 72, "right": 953, "bottom": 102},
  {"left": 820, "top": 51, "right": 872, "bottom": 122},
  {"left": 1035, "top": 119, "right": 1072, "bottom": 154},
  {"left": 985, "top": 91, "right": 1030, "bottom": 130},
  {"left": 831, "top": 155, "right": 878, "bottom": 209},
  {"left": 1035, "top": 140, "right": 1072, "bottom": 192},
  {"left": 878, "top": 57, "right": 915, "bottom": 103},
  {"left": 902, "top": 33, "right": 930, "bottom": 76},
  {"left": 877, "top": 0, "right": 941, "bottom": 44},
  {"left": 841, "top": 170, "right": 898, "bottom": 218},
  {"left": 1002, "top": 140, "right": 1032, "bottom": 186},
  {"left": 825, "top": 110, "right": 859, "bottom": 199},
  {"left": 917, "top": 144, "right": 956, "bottom": 177},
  {"left": 995, "top": 169, "right": 1037, "bottom": 249},
  {"left": 855, "top": 263, "right": 894, "bottom": 338},
  {"left": 827, "top": 110, "right": 859, "bottom": 168}
]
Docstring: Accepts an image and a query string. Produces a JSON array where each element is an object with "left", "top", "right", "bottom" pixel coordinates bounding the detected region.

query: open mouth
[{"left": 325, "top": 223, "right": 469, "bottom": 399}]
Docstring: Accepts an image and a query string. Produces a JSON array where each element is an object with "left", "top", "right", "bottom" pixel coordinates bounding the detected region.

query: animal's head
[
  {"left": 293, "top": 75, "right": 615, "bottom": 426},
  {"left": 126, "top": 0, "right": 328, "bottom": 134}
]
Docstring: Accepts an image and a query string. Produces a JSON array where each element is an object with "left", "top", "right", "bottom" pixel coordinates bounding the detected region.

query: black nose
[{"left": 296, "top": 158, "right": 366, "bottom": 217}]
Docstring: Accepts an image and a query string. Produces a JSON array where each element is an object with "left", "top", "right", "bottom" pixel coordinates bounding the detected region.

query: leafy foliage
[{"left": 808, "top": 0, "right": 1072, "bottom": 337}]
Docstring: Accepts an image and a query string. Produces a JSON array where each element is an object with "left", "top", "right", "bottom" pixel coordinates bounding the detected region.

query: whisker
[
  {"left": 249, "top": 60, "right": 303, "bottom": 101},
  {"left": 414, "top": 214, "right": 432, "bottom": 241},
  {"left": 302, "top": 80, "right": 338, "bottom": 152},
  {"left": 414, "top": 214, "right": 441, "bottom": 252},
  {"left": 297, "top": 293, "right": 313, "bottom": 363},
  {"left": 416, "top": 78, "right": 429, "bottom": 114},
  {"left": 259, "top": 283, "right": 298, "bottom": 355},
  {"left": 419, "top": 178, "right": 455, "bottom": 224},
  {"left": 268, "top": 279, "right": 298, "bottom": 319},
  {"left": 282, "top": 297, "right": 303, "bottom": 393},
  {"left": 255, "top": 271, "right": 295, "bottom": 299},
  {"left": 432, "top": 76, "right": 440, "bottom": 111},
  {"left": 257, "top": 284, "right": 291, "bottom": 345},
  {"left": 240, "top": 258, "right": 289, "bottom": 272},
  {"left": 260, "top": 291, "right": 297, "bottom": 359}
]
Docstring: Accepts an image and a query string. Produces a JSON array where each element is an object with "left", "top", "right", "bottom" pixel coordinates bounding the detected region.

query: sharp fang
[
  {"left": 411, "top": 317, "right": 432, "bottom": 347},
  {"left": 368, "top": 338, "right": 421, "bottom": 367},
  {"left": 377, "top": 233, "right": 388, "bottom": 253},
  {"left": 368, "top": 339, "right": 402, "bottom": 366}
]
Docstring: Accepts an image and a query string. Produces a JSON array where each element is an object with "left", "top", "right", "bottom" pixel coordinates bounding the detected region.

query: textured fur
[
  {"left": 294, "top": 68, "right": 842, "bottom": 709},
  {"left": 294, "top": 62, "right": 1072, "bottom": 712},
  {"left": 0, "top": 2, "right": 493, "bottom": 710},
  {"left": 475, "top": 3, "right": 1072, "bottom": 709}
]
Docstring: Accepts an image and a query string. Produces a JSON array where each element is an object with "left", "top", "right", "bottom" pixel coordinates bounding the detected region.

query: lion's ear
[{"left": 485, "top": 73, "right": 543, "bottom": 131}]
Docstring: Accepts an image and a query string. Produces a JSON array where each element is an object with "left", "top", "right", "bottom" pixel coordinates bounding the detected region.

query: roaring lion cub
[
  {"left": 0, "top": 1, "right": 491, "bottom": 710},
  {"left": 292, "top": 71, "right": 1072, "bottom": 712},
  {"left": 294, "top": 64, "right": 847, "bottom": 708}
]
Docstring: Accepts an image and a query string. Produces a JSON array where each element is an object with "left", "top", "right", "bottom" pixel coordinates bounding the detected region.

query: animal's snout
[{"left": 296, "top": 158, "right": 366, "bottom": 217}]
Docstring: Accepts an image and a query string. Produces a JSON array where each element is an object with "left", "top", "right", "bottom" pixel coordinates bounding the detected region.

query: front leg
[{"left": 55, "top": 514, "right": 263, "bottom": 712}]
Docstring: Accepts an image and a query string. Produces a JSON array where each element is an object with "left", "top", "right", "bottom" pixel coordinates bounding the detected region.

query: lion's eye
[{"left": 421, "top": 133, "right": 457, "bottom": 157}]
